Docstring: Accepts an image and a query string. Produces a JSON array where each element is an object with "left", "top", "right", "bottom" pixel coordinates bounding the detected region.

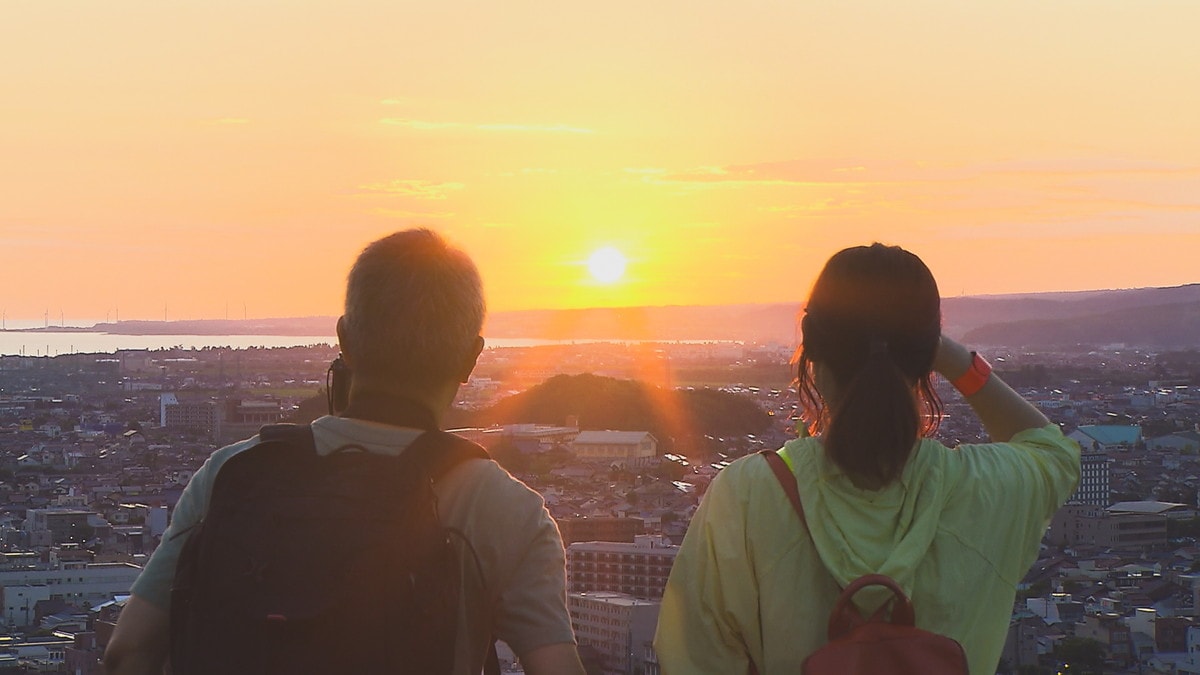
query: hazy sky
[{"left": 3, "top": 1, "right": 1199, "bottom": 321}]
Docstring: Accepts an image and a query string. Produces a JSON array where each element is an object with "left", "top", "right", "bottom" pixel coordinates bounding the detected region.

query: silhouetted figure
[
  {"left": 654, "top": 243, "right": 1080, "bottom": 674},
  {"left": 106, "top": 229, "right": 586, "bottom": 675}
]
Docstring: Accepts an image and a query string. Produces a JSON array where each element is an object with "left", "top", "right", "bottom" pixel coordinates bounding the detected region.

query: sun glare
[{"left": 587, "top": 247, "right": 627, "bottom": 284}]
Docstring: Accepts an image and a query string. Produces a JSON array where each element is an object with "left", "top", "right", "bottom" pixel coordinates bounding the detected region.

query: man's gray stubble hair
[{"left": 341, "top": 229, "right": 485, "bottom": 385}]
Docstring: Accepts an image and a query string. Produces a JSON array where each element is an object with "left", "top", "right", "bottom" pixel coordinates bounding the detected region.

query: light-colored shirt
[
  {"left": 131, "top": 415, "right": 576, "bottom": 674},
  {"left": 654, "top": 424, "right": 1080, "bottom": 675}
]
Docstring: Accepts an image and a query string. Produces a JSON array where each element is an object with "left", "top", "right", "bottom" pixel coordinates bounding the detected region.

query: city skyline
[{"left": 3, "top": 1, "right": 1199, "bottom": 321}]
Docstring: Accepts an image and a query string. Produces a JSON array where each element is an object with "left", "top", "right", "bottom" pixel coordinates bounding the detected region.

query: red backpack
[{"left": 760, "top": 450, "right": 969, "bottom": 675}]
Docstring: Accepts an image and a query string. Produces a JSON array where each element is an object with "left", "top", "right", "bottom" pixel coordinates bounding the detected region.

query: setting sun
[
  {"left": 587, "top": 247, "right": 628, "bottom": 284},
  {"left": 2, "top": 2, "right": 1198, "bottom": 321}
]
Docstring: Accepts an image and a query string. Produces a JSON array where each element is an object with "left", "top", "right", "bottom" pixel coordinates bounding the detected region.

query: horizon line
[{"left": 2, "top": 280, "right": 1198, "bottom": 328}]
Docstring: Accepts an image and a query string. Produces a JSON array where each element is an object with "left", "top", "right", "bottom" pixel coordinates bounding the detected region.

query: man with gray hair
[{"left": 106, "top": 229, "right": 585, "bottom": 674}]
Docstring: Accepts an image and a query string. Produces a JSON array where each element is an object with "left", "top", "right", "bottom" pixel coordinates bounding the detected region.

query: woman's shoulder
[{"left": 707, "top": 438, "right": 826, "bottom": 498}]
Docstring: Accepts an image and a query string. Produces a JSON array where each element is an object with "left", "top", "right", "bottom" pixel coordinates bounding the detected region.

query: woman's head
[{"left": 796, "top": 243, "right": 942, "bottom": 486}]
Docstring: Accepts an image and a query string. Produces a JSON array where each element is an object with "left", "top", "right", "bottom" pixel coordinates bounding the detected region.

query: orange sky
[{"left": 3, "top": 1, "right": 1199, "bottom": 321}]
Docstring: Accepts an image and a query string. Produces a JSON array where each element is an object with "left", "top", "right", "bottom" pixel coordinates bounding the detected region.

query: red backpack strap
[
  {"left": 760, "top": 449, "right": 807, "bottom": 528},
  {"left": 828, "top": 574, "right": 916, "bottom": 640},
  {"left": 747, "top": 450, "right": 809, "bottom": 675}
]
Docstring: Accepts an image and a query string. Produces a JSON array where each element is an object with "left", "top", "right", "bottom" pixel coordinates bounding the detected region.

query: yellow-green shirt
[{"left": 654, "top": 424, "right": 1080, "bottom": 675}]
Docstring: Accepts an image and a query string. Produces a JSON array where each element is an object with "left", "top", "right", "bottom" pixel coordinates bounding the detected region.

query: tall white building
[
  {"left": 1070, "top": 451, "right": 1111, "bottom": 506},
  {"left": 569, "top": 591, "right": 660, "bottom": 675}
]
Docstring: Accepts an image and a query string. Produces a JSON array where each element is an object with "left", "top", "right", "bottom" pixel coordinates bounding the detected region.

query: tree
[
  {"left": 489, "top": 440, "right": 530, "bottom": 473},
  {"left": 289, "top": 390, "right": 329, "bottom": 424},
  {"left": 473, "top": 373, "right": 772, "bottom": 458},
  {"left": 1054, "top": 637, "right": 1105, "bottom": 675}
]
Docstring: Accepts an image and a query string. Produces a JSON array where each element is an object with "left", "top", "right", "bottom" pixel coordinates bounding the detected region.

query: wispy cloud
[
  {"left": 632, "top": 156, "right": 1200, "bottom": 239},
  {"left": 977, "top": 158, "right": 1200, "bottom": 177},
  {"left": 358, "top": 179, "right": 465, "bottom": 200},
  {"left": 380, "top": 118, "right": 596, "bottom": 134},
  {"left": 373, "top": 208, "right": 455, "bottom": 219},
  {"left": 494, "top": 168, "right": 562, "bottom": 177},
  {"left": 632, "top": 161, "right": 876, "bottom": 190},
  {"left": 476, "top": 123, "right": 594, "bottom": 134},
  {"left": 630, "top": 157, "right": 1200, "bottom": 191},
  {"left": 381, "top": 119, "right": 462, "bottom": 131}
]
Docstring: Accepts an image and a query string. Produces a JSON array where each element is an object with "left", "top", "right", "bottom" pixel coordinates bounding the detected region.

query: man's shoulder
[
  {"left": 178, "top": 433, "right": 267, "bottom": 503},
  {"left": 196, "top": 433, "right": 266, "bottom": 473},
  {"left": 440, "top": 453, "right": 538, "bottom": 501},
  {"left": 436, "top": 455, "right": 553, "bottom": 532}
]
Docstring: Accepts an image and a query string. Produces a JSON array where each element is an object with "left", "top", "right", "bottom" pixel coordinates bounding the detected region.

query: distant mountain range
[
  {"left": 10, "top": 283, "right": 1200, "bottom": 348},
  {"left": 954, "top": 287, "right": 1200, "bottom": 348}
]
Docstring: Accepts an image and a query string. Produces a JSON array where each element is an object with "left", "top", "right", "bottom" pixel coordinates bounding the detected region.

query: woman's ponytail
[
  {"left": 795, "top": 243, "right": 943, "bottom": 488},
  {"left": 823, "top": 343, "right": 919, "bottom": 486}
]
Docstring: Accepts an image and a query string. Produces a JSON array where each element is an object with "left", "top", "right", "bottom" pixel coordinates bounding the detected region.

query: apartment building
[
  {"left": 569, "top": 591, "right": 660, "bottom": 675},
  {"left": 567, "top": 536, "right": 677, "bottom": 600}
]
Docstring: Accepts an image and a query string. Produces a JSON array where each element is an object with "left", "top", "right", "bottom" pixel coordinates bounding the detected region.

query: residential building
[
  {"left": 218, "top": 398, "right": 285, "bottom": 443},
  {"left": 1070, "top": 451, "right": 1111, "bottom": 506},
  {"left": 160, "top": 394, "right": 220, "bottom": 436},
  {"left": 499, "top": 424, "right": 580, "bottom": 453},
  {"left": 567, "top": 536, "right": 678, "bottom": 600},
  {"left": 1148, "top": 431, "right": 1200, "bottom": 454},
  {"left": 569, "top": 591, "right": 660, "bottom": 675},
  {"left": 1069, "top": 425, "right": 1142, "bottom": 452},
  {"left": 1026, "top": 593, "right": 1085, "bottom": 625},
  {"left": 1047, "top": 503, "right": 1173, "bottom": 550},
  {"left": 23, "top": 509, "right": 102, "bottom": 546},
  {"left": 557, "top": 517, "right": 644, "bottom": 546},
  {"left": 0, "top": 563, "right": 141, "bottom": 627},
  {"left": 571, "top": 431, "right": 658, "bottom": 468},
  {"left": 1157, "top": 616, "right": 1193, "bottom": 653},
  {"left": 1076, "top": 613, "right": 1133, "bottom": 669},
  {"left": 1001, "top": 614, "right": 1047, "bottom": 672},
  {"left": 1177, "top": 625, "right": 1200, "bottom": 674}
]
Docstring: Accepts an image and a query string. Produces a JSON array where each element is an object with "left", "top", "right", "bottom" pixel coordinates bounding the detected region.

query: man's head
[{"left": 337, "top": 229, "right": 485, "bottom": 391}]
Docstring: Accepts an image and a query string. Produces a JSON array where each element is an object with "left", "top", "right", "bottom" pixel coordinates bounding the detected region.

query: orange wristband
[{"left": 951, "top": 351, "right": 992, "bottom": 397}]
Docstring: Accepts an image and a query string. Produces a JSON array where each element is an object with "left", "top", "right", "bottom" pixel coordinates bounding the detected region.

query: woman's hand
[
  {"left": 933, "top": 335, "right": 973, "bottom": 382},
  {"left": 937, "top": 335, "right": 1050, "bottom": 442}
]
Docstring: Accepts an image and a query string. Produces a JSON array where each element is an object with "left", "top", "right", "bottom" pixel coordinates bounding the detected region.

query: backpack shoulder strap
[
  {"left": 256, "top": 423, "right": 317, "bottom": 452},
  {"left": 204, "top": 424, "right": 317, "bottom": 493},
  {"left": 399, "top": 430, "right": 500, "bottom": 675},
  {"left": 401, "top": 430, "right": 491, "bottom": 481},
  {"left": 760, "top": 449, "right": 807, "bottom": 529}
]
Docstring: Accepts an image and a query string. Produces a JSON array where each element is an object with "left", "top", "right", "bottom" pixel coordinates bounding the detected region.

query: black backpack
[{"left": 169, "top": 424, "right": 494, "bottom": 674}]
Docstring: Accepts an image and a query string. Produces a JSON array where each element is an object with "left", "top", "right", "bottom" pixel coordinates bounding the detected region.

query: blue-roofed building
[
  {"left": 1147, "top": 431, "right": 1200, "bottom": 453},
  {"left": 1069, "top": 425, "right": 1143, "bottom": 451}
]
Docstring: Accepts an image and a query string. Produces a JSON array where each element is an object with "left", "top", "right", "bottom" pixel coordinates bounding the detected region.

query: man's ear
[
  {"left": 458, "top": 336, "right": 485, "bottom": 383},
  {"left": 335, "top": 316, "right": 353, "bottom": 368}
]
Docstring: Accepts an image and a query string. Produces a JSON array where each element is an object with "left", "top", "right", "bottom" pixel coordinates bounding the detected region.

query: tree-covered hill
[{"left": 466, "top": 373, "right": 772, "bottom": 454}]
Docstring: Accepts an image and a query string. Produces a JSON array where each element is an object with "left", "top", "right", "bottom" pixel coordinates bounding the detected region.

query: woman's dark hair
[{"left": 795, "top": 243, "right": 943, "bottom": 486}]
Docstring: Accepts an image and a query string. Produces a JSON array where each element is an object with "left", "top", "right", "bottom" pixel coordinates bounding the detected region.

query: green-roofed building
[{"left": 1068, "top": 425, "right": 1142, "bottom": 451}]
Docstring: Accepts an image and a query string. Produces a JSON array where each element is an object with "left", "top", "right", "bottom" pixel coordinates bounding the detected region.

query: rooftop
[
  {"left": 1107, "top": 501, "right": 1189, "bottom": 515},
  {"left": 1076, "top": 425, "right": 1142, "bottom": 446},
  {"left": 569, "top": 590, "right": 660, "bottom": 607},
  {"left": 574, "top": 430, "right": 655, "bottom": 444}
]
